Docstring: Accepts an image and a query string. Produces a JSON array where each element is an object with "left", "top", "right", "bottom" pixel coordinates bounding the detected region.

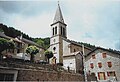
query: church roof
[
  {"left": 0, "top": 32, "right": 11, "bottom": 39},
  {"left": 86, "top": 47, "right": 120, "bottom": 57},
  {"left": 22, "top": 38, "right": 44, "bottom": 49},
  {"left": 62, "top": 37, "right": 92, "bottom": 51},
  {"left": 53, "top": 3, "right": 64, "bottom": 23},
  {"left": 0, "top": 32, "right": 23, "bottom": 43}
]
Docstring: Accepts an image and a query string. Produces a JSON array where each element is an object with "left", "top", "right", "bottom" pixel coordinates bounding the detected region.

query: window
[
  {"left": 102, "top": 52, "right": 107, "bottom": 58},
  {"left": 90, "top": 63, "right": 94, "bottom": 69},
  {"left": 107, "top": 62, "right": 112, "bottom": 68},
  {"left": 53, "top": 28, "right": 54, "bottom": 35},
  {"left": 107, "top": 71, "right": 116, "bottom": 77},
  {"left": 63, "top": 28, "right": 66, "bottom": 36},
  {"left": 92, "top": 54, "right": 96, "bottom": 59},
  {"left": 74, "top": 49, "right": 76, "bottom": 52},
  {"left": 98, "top": 62, "right": 102, "bottom": 68},
  {"left": 53, "top": 39, "right": 56, "bottom": 42},
  {"left": 98, "top": 72, "right": 106, "bottom": 80},
  {"left": 55, "top": 26, "right": 57, "bottom": 35},
  {"left": 61, "top": 26, "right": 63, "bottom": 35},
  {"left": 53, "top": 47, "right": 56, "bottom": 51},
  {"left": 0, "top": 73, "right": 14, "bottom": 81}
]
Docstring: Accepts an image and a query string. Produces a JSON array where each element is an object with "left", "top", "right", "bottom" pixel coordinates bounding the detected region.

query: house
[
  {"left": 21, "top": 37, "right": 45, "bottom": 61},
  {"left": 63, "top": 51, "right": 83, "bottom": 73},
  {"left": 85, "top": 47, "right": 120, "bottom": 81},
  {"left": 0, "top": 32, "right": 24, "bottom": 57},
  {"left": 0, "top": 32, "right": 45, "bottom": 61}
]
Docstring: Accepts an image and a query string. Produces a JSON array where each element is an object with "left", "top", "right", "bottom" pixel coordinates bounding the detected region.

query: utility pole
[{"left": 82, "top": 44, "right": 87, "bottom": 82}]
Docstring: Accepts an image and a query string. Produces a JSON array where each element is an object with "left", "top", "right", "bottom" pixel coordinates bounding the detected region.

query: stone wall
[{"left": 17, "top": 69, "right": 84, "bottom": 81}]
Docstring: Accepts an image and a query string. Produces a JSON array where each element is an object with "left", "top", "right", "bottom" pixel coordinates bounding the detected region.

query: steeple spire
[{"left": 53, "top": 1, "right": 64, "bottom": 23}]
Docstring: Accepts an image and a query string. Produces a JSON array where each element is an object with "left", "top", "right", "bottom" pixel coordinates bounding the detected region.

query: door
[{"left": 98, "top": 72, "right": 106, "bottom": 80}]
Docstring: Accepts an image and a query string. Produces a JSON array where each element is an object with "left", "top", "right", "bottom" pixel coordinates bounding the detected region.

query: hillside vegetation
[{"left": 0, "top": 23, "right": 120, "bottom": 54}]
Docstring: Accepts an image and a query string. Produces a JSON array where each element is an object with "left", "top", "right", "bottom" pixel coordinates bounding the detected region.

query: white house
[{"left": 85, "top": 47, "right": 120, "bottom": 81}]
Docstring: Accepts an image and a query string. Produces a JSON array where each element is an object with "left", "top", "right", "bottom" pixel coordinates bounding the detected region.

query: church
[
  {"left": 49, "top": 3, "right": 120, "bottom": 81},
  {"left": 49, "top": 3, "right": 92, "bottom": 73}
]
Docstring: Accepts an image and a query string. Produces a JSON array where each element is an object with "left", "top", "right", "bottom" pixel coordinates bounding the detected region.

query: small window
[
  {"left": 107, "top": 62, "right": 112, "bottom": 68},
  {"left": 90, "top": 63, "right": 94, "bottom": 69},
  {"left": 53, "top": 47, "right": 56, "bottom": 51},
  {"left": 53, "top": 28, "right": 54, "bottom": 35},
  {"left": 98, "top": 62, "right": 102, "bottom": 68},
  {"left": 55, "top": 26, "right": 57, "bottom": 35},
  {"left": 92, "top": 54, "right": 96, "bottom": 59},
  {"left": 61, "top": 26, "right": 63, "bottom": 35},
  {"left": 53, "top": 39, "right": 55, "bottom": 42},
  {"left": 74, "top": 49, "right": 76, "bottom": 52},
  {"left": 63, "top": 27, "right": 66, "bottom": 36},
  {"left": 107, "top": 71, "right": 116, "bottom": 76},
  {"left": 102, "top": 52, "right": 107, "bottom": 58}
]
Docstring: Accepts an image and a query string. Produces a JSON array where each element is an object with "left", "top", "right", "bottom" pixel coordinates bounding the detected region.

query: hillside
[
  {"left": 0, "top": 23, "right": 50, "bottom": 49},
  {"left": 0, "top": 23, "right": 120, "bottom": 53},
  {"left": 0, "top": 23, "right": 94, "bottom": 50}
]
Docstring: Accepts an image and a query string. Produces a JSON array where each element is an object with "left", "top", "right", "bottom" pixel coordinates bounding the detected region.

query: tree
[
  {"left": 0, "top": 28, "right": 4, "bottom": 32},
  {"left": 36, "top": 39, "right": 45, "bottom": 48},
  {"left": 44, "top": 50, "right": 53, "bottom": 63},
  {"left": 26, "top": 46, "right": 39, "bottom": 62},
  {"left": 0, "top": 38, "right": 15, "bottom": 60}
]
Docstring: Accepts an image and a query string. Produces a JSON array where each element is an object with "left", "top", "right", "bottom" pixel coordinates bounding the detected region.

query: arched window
[
  {"left": 55, "top": 26, "right": 57, "bottom": 35},
  {"left": 61, "top": 26, "right": 63, "bottom": 35},
  {"left": 53, "top": 28, "right": 54, "bottom": 36},
  {"left": 63, "top": 28, "right": 66, "bottom": 36}
]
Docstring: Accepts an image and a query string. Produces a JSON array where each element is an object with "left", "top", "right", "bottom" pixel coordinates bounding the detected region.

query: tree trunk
[
  {"left": 48, "top": 58, "right": 49, "bottom": 64},
  {"left": 30, "top": 54, "right": 34, "bottom": 62}
]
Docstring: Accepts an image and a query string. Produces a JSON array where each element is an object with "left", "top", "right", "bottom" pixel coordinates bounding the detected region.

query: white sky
[{"left": 0, "top": 0, "right": 120, "bottom": 50}]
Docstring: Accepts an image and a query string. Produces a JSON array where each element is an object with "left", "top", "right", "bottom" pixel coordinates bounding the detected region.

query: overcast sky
[{"left": 0, "top": 0, "right": 120, "bottom": 50}]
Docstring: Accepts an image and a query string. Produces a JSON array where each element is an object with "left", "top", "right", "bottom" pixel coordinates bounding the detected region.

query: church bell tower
[{"left": 50, "top": 2, "right": 67, "bottom": 64}]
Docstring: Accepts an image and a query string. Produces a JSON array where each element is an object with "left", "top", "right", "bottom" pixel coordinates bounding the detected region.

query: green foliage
[
  {"left": 33, "top": 37, "right": 50, "bottom": 50},
  {"left": 0, "top": 38, "right": 15, "bottom": 52},
  {"left": 0, "top": 28, "right": 4, "bottom": 32},
  {"left": 26, "top": 46, "right": 39, "bottom": 55},
  {"left": 36, "top": 39, "right": 45, "bottom": 47},
  {"left": 44, "top": 50, "right": 53, "bottom": 63},
  {"left": 0, "top": 38, "right": 15, "bottom": 60},
  {"left": 0, "top": 23, "right": 33, "bottom": 40},
  {"left": 26, "top": 46, "right": 39, "bottom": 62},
  {"left": 0, "top": 23, "right": 50, "bottom": 49},
  {"left": 78, "top": 42, "right": 96, "bottom": 49}
]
